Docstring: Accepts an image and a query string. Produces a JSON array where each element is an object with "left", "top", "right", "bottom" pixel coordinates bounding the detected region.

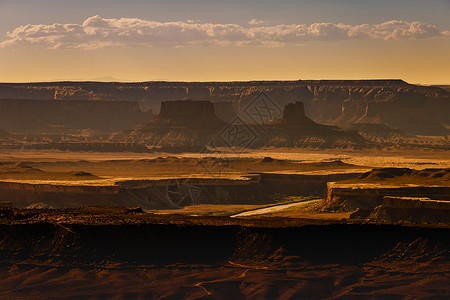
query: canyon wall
[
  {"left": 1, "top": 80, "right": 448, "bottom": 135},
  {"left": 0, "top": 98, "right": 154, "bottom": 134},
  {"left": 0, "top": 172, "right": 361, "bottom": 209},
  {"left": 320, "top": 183, "right": 450, "bottom": 212},
  {"left": 350, "top": 196, "right": 450, "bottom": 223},
  {"left": 112, "top": 100, "right": 368, "bottom": 149}
]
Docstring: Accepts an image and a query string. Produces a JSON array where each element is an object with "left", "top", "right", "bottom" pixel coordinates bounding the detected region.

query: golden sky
[{"left": 1, "top": 1, "right": 449, "bottom": 84}]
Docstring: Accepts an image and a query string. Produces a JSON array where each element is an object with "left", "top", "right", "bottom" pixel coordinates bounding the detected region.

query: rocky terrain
[
  {"left": 0, "top": 80, "right": 449, "bottom": 298},
  {"left": 262, "top": 102, "right": 368, "bottom": 148},
  {"left": 0, "top": 159, "right": 365, "bottom": 209},
  {"left": 319, "top": 168, "right": 450, "bottom": 214},
  {"left": 0, "top": 207, "right": 449, "bottom": 299},
  {"left": 340, "top": 123, "right": 404, "bottom": 142},
  {"left": 1, "top": 80, "right": 448, "bottom": 136},
  {"left": 350, "top": 196, "right": 450, "bottom": 223},
  {"left": 111, "top": 100, "right": 368, "bottom": 149},
  {"left": 111, "top": 100, "right": 227, "bottom": 148}
]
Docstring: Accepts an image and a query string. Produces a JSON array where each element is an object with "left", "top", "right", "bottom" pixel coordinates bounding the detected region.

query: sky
[{"left": 0, "top": 0, "right": 449, "bottom": 84}]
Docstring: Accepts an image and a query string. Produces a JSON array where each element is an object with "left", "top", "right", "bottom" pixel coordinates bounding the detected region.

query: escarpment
[
  {"left": 1, "top": 80, "right": 448, "bottom": 136},
  {"left": 350, "top": 196, "right": 450, "bottom": 223},
  {"left": 110, "top": 100, "right": 226, "bottom": 147},
  {"left": 111, "top": 100, "right": 368, "bottom": 149},
  {"left": 0, "top": 172, "right": 361, "bottom": 210},
  {"left": 158, "top": 100, "right": 225, "bottom": 128},
  {"left": 318, "top": 168, "right": 450, "bottom": 213},
  {"left": 0, "top": 98, "right": 154, "bottom": 134}
]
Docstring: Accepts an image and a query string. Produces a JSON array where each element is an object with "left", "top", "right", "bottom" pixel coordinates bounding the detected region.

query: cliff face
[
  {"left": 1, "top": 80, "right": 448, "bottom": 135},
  {"left": 281, "top": 102, "right": 305, "bottom": 122},
  {"left": 350, "top": 197, "right": 450, "bottom": 223},
  {"left": 158, "top": 100, "right": 225, "bottom": 128},
  {"left": 112, "top": 100, "right": 368, "bottom": 149},
  {"left": 0, "top": 98, "right": 154, "bottom": 134},
  {"left": 319, "top": 168, "right": 450, "bottom": 212},
  {"left": 0, "top": 172, "right": 361, "bottom": 209},
  {"left": 261, "top": 102, "right": 367, "bottom": 148},
  {"left": 111, "top": 100, "right": 226, "bottom": 147},
  {"left": 276, "top": 102, "right": 315, "bottom": 126},
  {"left": 213, "top": 101, "right": 237, "bottom": 122}
]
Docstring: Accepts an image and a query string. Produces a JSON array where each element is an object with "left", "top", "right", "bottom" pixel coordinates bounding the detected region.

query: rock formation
[
  {"left": 1, "top": 80, "right": 448, "bottom": 136},
  {"left": 0, "top": 98, "right": 154, "bottom": 134},
  {"left": 277, "top": 102, "right": 314, "bottom": 126},
  {"left": 260, "top": 102, "right": 368, "bottom": 148},
  {"left": 112, "top": 100, "right": 368, "bottom": 149},
  {"left": 157, "top": 100, "right": 225, "bottom": 128},
  {"left": 213, "top": 101, "right": 237, "bottom": 122},
  {"left": 110, "top": 100, "right": 226, "bottom": 148},
  {"left": 318, "top": 168, "right": 450, "bottom": 212},
  {"left": 350, "top": 196, "right": 450, "bottom": 223}
]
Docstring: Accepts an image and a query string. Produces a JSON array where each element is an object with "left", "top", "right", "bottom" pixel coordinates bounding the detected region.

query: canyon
[
  {"left": 1, "top": 80, "right": 449, "bottom": 299},
  {"left": 111, "top": 100, "right": 368, "bottom": 149},
  {"left": 0, "top": 159, "right": 366, "bottom": 209},
  {"left": 0, "top": 80, "right": 448, "bottom": 137}
]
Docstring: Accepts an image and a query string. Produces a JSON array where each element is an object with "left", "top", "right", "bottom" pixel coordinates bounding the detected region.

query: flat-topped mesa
[
  {"left": 144, "top": 99, "right": 226, "bottom": 129},
  {"left": 276, "top": 101, "right": 316, "bottom": 126},
  {"left": 156, "top": 100, "right": 226, "bottom": 129},
  {"left": 283, "top": 102, "right": 305, "bottom": 120},
  {"left": 113, "top": 99, "right": 368, "bottom": 148}
]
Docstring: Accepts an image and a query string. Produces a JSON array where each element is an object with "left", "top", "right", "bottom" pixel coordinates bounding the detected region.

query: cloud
[
  {"left": 248, "top": 19, "right": 268, "bottom": 25},
  {"left": 1, "top": 16, "right": 448, "bottom": 50}
]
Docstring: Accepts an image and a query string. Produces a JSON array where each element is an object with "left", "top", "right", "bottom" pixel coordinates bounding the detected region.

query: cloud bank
[{"left": 1, "top": 15, "right": 449, "bottom": 50}]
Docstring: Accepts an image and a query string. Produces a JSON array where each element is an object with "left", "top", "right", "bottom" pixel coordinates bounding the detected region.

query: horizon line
[{"left": 0, "top": 79, "right": 449, "bottom": 86}]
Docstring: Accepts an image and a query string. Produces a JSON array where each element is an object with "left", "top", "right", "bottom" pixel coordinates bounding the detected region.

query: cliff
[
  {"left": 1, "top": 80, "right": 448, "bottom": 136},
  {"left": 112, "top": 100, "right": 368, "bottom": 149},
  {"left": 111, "top": 100, "right": 226, "bottom": 147},
  {"left": 262, "top": 102, "right": 368, "bottom": 148},
  {"left": 1, "top": 210, "right": 449, "bottom": 298},
  {"left": 318, "top": 168, "right": 450, "bottom": 212},
  {"left": 0, "top": 171, "right": 361, "bottom": 209},
  {"left": 275, "top": 102, "right": 315, "bottom": 126},
  {"left": 213, "top": 101, "right": 237, "bottom": 122},
  {"left": 350, "top": 196, "right": 450, "bottom": 223},
  {"left": 158, "top": 100, "right": 225, "bottom": 128},
  {"left": 0, "top": 98, "right": 154, "bottom": 134}
]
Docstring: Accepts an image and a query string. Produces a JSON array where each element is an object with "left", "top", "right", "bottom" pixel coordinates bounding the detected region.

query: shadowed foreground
[{"left": 0, "top": 208, "right": 449, "bottom": 299}]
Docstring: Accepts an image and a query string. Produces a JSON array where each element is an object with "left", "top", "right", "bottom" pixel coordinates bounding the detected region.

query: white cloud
[{"left": 1, "top": 16, "right": 448, "bottom": 50}]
